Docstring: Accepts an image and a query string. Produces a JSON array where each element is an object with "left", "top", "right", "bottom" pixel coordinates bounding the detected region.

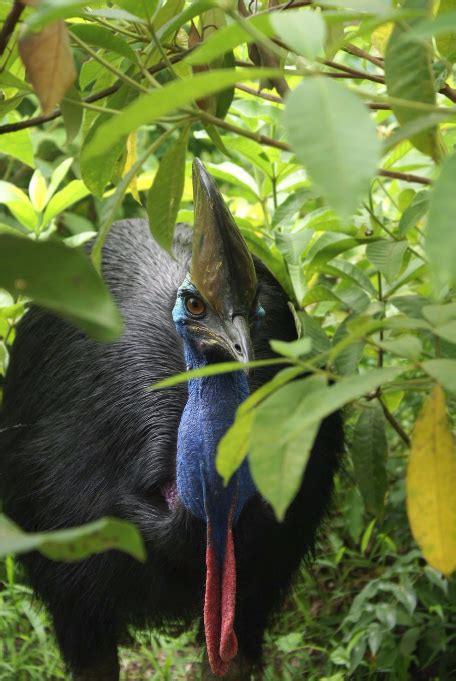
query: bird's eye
[{"left": 185, "top": 296, "right": 206, "bottom": 317}]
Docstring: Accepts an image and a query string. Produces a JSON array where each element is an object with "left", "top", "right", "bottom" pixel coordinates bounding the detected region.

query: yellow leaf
[
  {"left": 124, "top": 133, "right": 140, "bottom": 203},
  {"left": 19, "top": 21, "right": 76, "bottom": 115},
  {"left": 407, "top": 385, "right": 456, "bottom": 576},
  {"left": 372, "top": 23, "right": 393, "bottom": 54}
]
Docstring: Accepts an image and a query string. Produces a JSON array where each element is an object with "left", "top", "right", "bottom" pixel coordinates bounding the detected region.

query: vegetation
[{"left": 1, "top": 0, "right": 456, "bottom": 677}]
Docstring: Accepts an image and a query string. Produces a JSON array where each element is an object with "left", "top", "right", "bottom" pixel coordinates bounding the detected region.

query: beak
[{"left": 191, "top": 158, "right": 257, "bottom": 322}]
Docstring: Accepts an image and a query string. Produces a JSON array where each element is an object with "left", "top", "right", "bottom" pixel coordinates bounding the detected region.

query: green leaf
[
  {"left": 351, "top": 403, "right": 388, "bottom": 516},
  {"left": 241, "top": 229, "right": 294, "bottom": 303},
  {"left": 0, "top": 514, "right": 145, "bottom": 562},
  {"left": 249, "top": 375, "right": 327, "bottom": 521},
  {"left": 366, "top": 239, "right": 408, "bottom": 283},
  {"left": 186, "top": 13, "right": 272, "bottom": 66},
  {"left": 0, "top": 234, "right": 123, "bottom": 341},
  {"left": 29, "top": 169, "right": 47, "bottom": 213},
  {"left": 421, "top": 359, "right": 456, "bottom": 393},
  {"left": 293, "top": 309, "right": 331, "bottom": 357},
  {"left": 270, "top": 337, "right": 312, "bottom": 359},
  {"left": 26, "top": 0, "right": 119, "bottom": 30},
  {"left": 381, "top": 334, "right": 423, "bottom": 359},
  {"left": 0, "top": 181, "right": 37, "bottom": 231},
  {"left": 272, "top": 189, "right": 310, "bottom": 228},
  {"left": 283, "top": 77, "right": 381, "bottom": 219},
  {"left": 147, "top": 127, "right": 189, "bottom": 254},
  {"left": 398, "top": 190, "right": 429, "bottom": 237},
  {"left": 251, "top": 367, "right": 401, "bottom": 519},
  {"left": 150, "top": 357, "right": 290, "bottom": 390},
  {"left": 333, "top": 317, "right": 365, "bottom": 375},
  {"left": 70, "top": 24, "right": 137, "bottom": 61},
  {"left": 83, "top": 68, "right": 281, "bottom": 162},
  {"left": 384, "top": 0, "right": 444, "bottom": 161},
  {"left": 61, "top": 85, "right": 83, "bottom": 143},
  {"left": 271, "top": 9, "right": 326, "bottom": 60},
  {"left": 42, "top": 180, "right": 90, "bottom": 226},
  {"left": 0, "top": 126, "right": 34, "bottom": 167},
  {"left": 412, "top": 1, "right": 456, "bottom": 62},
  {"left": 80, "top": 84, "right": 138, "bottom": 197},
  {"left": 426, "top": 153, "right": 456, "bottom": 286},
  {"left": 422, "top": 303, "right": 456, "bottom": 326}
]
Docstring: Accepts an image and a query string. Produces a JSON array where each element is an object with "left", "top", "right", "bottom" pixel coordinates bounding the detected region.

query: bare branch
[{"left": 0, "top": 0, "right": 24, "bottom": 57}]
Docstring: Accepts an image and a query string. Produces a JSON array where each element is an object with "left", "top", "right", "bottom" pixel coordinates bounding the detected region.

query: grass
[{"left": 1, "top": 459, "right": 456, "bottom": 680}]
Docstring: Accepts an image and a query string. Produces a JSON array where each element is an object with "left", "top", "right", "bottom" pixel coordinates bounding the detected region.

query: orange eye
[{"left": 185, "top": 296, "right": 206, "bottom": 317}]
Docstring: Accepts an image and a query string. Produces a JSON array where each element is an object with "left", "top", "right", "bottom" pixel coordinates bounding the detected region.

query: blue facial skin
[{"left": 173, "top": 276, "right": 264, "bottom": 563}]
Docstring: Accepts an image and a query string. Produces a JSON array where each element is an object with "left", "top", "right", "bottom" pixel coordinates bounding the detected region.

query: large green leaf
[
  {"left": 366, "top": 239, "right": 408, "bottom": 283},
  {"left": 0, "top": 234, "right": 123, "bottom": 341},
  {"left": 70, "top": 24, "right": 137, "bottom": 61},
  {"left": 351, "top": 403, "right": 388, "bottom": 516},
  {"left": 0, "top": 181, "right": 37, "bottom": 231},
  {"left": 426, "top": 153, "right": 456, "bottom": 286},
  {"left": 271, "top": 8, "right": 326, "bottom": 60},
  {"left": 421, "top": 359, "right": 456, "bottom": 393},
  {"left": 250, "top": 367, "right": 401, "bottom": 519},
  {"left": 83, "top": 68, "right": 280, "bottom": 162},
  {"left": 80, "top": 85, "right": 138, "bottom": 197},
  {"left": 42, "top": 180, "right": 91, "bottom": 226},
  {"left": 147, "top": 127, "right": 189, "bottom": 254},
  {"left": 384, "top": 0, "right": 443, "bottom": 161},
  {"left": 283, "top": 77, "right": 381, "bottom": 219},
  {"left": 0, "top": 514, "right": 145, "bottom": 562}
]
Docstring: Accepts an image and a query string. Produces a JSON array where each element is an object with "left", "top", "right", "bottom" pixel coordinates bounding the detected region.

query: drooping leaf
[
  {"left": 351, "top": 403, "right": 388, "bottom": 516},
  {"left": 407, "top": 385, "right": 456, "bottom": 576},
  {"left": 0, "top": 234, "right": 123, "bottom": 342},
  {"left": 147, "top": 127, "right": 190, "bottom": 254},
  {"left": 283, "top": 77, "right": 381, "bottom": 219},
  {"left": 426, "top": 153, "right": 456, "bottom": 286},
  {"left": 124, "top": 133, "right": 140, "bottom": 203},
  {"left": 0, "top": 514, "right": 145, "bottom": 562},
  {"left": 19, "top": 20, "right": 76, "bottom": 115},
  {"left": 384, "top": 0, "right": 444, "bottom": 161},
  {"left": 271, "top": 9, "right": 326, "bottom": 60}
]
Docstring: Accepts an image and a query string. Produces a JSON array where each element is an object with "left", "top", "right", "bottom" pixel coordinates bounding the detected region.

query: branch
[
  {"left": 0, "top": 50, "right": 190, "bottom": 135},
  {"left": 343, "top": 43, "right": 384, "bottom": 68},
  {"left": 236, "top": 82, "right": 391, "bottom": 110},
  {"left": 378, "top": 396, "right": 411, "bottom": 447},
  {"left": 0, "top": 0, "right": 24, "bottom": 57},
  {"left": 379, "top": 168, "right": 432, "bottom": 186}
]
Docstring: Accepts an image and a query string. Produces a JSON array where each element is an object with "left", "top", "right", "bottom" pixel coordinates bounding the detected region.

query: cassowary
[{"left": 0, "top": 160, "right": 342, "bottom": 680}]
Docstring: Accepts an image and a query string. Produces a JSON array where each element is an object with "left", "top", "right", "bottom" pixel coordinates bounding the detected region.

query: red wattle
[{"left": 204, "top": 522, "right": 238, "bottom": 677}]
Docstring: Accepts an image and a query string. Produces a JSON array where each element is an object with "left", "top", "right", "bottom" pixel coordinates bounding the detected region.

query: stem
[
  {"left": 0, "top": 0, "right": 24, "bottom": 57},
  {"left": 377, "top": 272, "right": 384, "bottom": 369},
  {"left": 70, "top": 31, "right": 148, "bottom": 93},
  {"left": 378, "top": 396, "right": 411, "bottom": 447}
]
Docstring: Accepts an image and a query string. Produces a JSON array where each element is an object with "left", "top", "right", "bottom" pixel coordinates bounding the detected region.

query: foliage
[{"left": 1, "top": 0, "right": 456, "bottom": 676}]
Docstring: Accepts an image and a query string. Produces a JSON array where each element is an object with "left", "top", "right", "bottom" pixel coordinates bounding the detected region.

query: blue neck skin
[{"left": 173, "top": 280, "right": 256, "bottom": 562}]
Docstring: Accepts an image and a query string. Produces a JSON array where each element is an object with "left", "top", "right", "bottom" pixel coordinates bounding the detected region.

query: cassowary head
[{"left": 172, "top": 159, "right": 264, "bottom": 676}]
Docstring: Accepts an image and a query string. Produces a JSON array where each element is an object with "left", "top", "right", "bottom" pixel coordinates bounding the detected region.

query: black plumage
[{"left": 0, "top": 217, "right": 343, "bottom": 679}]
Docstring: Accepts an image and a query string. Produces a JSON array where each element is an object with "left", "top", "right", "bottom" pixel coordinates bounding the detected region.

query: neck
[{"left": 176, "top": 341, "right": 254, "bottom": 531}]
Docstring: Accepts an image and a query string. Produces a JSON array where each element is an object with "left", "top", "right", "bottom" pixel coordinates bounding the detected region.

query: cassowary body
[{"left": 0, "top": 162, "right": 342, "bottom": 680}]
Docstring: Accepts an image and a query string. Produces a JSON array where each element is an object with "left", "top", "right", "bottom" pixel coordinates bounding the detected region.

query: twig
[
  {"left": 440, "top": 83, "right": 456, "bottom": 103},
  {"left": 379, "top": 168, "right": 432, "bottom": 186},
  {"left": 378, "top": 396, "right": 411, "bottom": 447},
  {"left": 322, "top": 58, "right": 384, "bottom": 84},
  {"left": 343, "top": 43, "right": 384, "bottom": 68},
  {"left": 0, "top": 0, "right": 24, "bottom": 57},
  {"left": 236, "top": 83, "right": 282, "bottom": 103},
  {"left": 236, "top": 82, "right": 390, "bottom": 110}
]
